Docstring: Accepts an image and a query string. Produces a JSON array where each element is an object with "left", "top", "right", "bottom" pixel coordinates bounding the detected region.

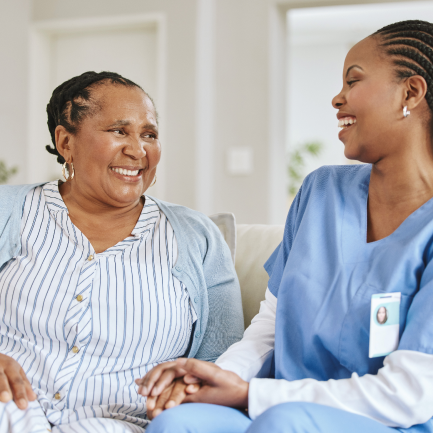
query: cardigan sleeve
[{"left": 193, "top": 220, "right": 244, "bottom": 363}]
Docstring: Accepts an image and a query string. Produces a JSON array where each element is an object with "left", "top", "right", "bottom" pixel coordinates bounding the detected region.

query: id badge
[{"left": 369, "top": 292, "right": 401, "bottom": 358}]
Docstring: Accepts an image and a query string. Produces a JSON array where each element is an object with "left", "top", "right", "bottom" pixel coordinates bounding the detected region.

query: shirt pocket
[{"left": 338, "top": 283, "right": 414, "bottom": 375}]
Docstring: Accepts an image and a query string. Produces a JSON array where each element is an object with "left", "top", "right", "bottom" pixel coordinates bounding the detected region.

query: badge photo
[{"left": 369, "top": 292, "right": 401, "bottom": 358}]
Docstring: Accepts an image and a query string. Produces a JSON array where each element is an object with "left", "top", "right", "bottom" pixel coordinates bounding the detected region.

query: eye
[
  {"left": 347, "top": 80, "right": 358, "bottom": 87},
  {"left": 110, "top": 129, "right": 125, "bottom": 135},
  {"left": 142, "top": 133, "right": 157, "bottom": 140}
]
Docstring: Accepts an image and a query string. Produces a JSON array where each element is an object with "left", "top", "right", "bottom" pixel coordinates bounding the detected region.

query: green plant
[
  {"left": 0, "top": 160, "right": 18, "bottom": 184},
  {"left": 287, "top": 141, "right": 323, "bottom": 196}
]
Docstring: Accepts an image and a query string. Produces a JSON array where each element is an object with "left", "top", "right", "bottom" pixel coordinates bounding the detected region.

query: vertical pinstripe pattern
[{"left": 0, "top": 181, "right": 196, "bottom": 430}]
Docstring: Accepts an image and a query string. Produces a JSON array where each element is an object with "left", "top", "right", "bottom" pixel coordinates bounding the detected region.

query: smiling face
[
  {"left": 332, "top": 36, "right": 410, "bottom": 162},
  {"left": 56, "top": 83, "right": 160, "bottom": 208}
]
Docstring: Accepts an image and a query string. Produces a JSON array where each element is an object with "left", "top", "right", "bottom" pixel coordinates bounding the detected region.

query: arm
[
  {"left": 192, "top": 224, "right": 245, "bottom": 363},
  {"left": 249, "top": 350, "right": 433, "bottom": 427},
  {"left": 216, "top": 288, "right": 276, "bottom": 381}
]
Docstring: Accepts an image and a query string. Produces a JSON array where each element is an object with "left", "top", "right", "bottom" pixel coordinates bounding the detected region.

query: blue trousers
[{"left": 146, "top": 402, "right": 426, "bottom": 433}]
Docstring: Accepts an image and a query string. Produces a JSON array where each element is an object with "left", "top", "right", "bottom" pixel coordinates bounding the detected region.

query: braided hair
[
  {"left": 373, "top": 20, "right": 433, "bottom": 114},
  {"left": 46, "top": 71, "right": 144, "bottom": 164}
]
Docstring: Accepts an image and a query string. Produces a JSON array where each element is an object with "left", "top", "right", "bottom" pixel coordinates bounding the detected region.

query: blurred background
[{"left": 1, "top": 0, "right": 433, "bottom": 224}]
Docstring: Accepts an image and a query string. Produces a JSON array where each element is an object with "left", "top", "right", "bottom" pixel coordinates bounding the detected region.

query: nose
[
  {"left": 332, "top": 88, "right": 345, "bottom": 109},
  {"left": 124, "top": 135, "right": 147, "bottom": 159}
]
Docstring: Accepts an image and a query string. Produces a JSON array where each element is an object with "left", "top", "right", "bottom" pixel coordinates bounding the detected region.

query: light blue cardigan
[{"left": 0, "top": 183, "right": 244, "bottom": 361}]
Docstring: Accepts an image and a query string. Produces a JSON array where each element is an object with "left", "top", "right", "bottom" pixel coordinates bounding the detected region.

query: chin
[{"left": 109, "top": 187, "right": 145, "bottom": 205}]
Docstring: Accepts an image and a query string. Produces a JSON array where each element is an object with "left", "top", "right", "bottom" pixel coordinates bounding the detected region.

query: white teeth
[
  {"left": 338, "top": 117, "right": 356, "bottom": 128},
  {"left": 111, "top": 168, "right": 140, "bottom": 176}
]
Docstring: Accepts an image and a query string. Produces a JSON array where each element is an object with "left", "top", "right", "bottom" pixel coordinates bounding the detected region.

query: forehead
[
  {"left": 343, "top": 36, "right": 384, "bottom": 74},
  {"left": 91, "top": 84, "right": 157, "bottom": 125}
]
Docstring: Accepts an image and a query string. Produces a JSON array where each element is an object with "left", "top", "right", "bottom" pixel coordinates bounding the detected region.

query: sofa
[{"left": 209, "top": 213, "right": 284, "bottom": 328}]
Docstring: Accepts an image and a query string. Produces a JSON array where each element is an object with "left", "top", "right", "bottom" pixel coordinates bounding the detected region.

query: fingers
[
  {"left": 146, "top": 382, "right": 174, "bottom": 412},
  {"left": 0, "top": 356, "right": 35, "bottom": 410},
  {"left": 150, "top": 369, "right": 180, "bottom": 397},
  {"left": 183, "top": 374, "right": 201, "bottom": 384},
  {"left": 150, "top": 382, "right": 177, "bottom": 418},
  {"left": 164, "top": 379, "right": 188, "bottom": 410},
  {"left": 175, "top": 358, "right": 220, "bottom": 384},
  {"left": 135, "top": 361, "right": 177, "bottom": 397},
  {"left": 0, "top": 370, "right": 12, "bottom": 403},
  {"left": 185, "top": 383, "right": 200, "bottom": 394},
  {"left": 7, "top": 370, "right": 29, "bottom": 410}
]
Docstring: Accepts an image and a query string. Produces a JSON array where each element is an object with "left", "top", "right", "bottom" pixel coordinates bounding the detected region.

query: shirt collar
[
  {"left": 42, "top": 180, "right": 68, "bottom": 213},
  {"left": 42, "top": 180, "right": 160, "bottom": 238}
]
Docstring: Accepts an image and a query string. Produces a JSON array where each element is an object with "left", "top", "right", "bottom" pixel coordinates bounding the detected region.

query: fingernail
[
  {"left": 0, "top": 391, "right": 11, "bottom": 402},
  {"left": 165, "top": 400, "right": 175, "bottom": 408},
  {"left": 18, "top": 398, "right": 27, "bottom": 409},
  {"left": 141, "top": 386, "right": 148, "bottom": 395},
  {"left": 153, "top": 409, "right": 162, "bottom": 417}
]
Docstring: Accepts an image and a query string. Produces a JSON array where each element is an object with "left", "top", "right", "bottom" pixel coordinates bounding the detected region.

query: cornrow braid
[
  {"left": 46, "top": 71, "right": 143, "bottom": 164},
  {"left": 374, "top": 20, "right": 433, "bottom": 113}
]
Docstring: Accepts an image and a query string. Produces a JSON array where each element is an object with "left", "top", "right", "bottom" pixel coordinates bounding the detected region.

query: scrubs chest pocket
[{"left": 338, "top": 283, "right": 414, "bottom": 376}]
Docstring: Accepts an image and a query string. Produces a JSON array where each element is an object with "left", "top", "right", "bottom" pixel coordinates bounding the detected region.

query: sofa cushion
[{"left": 235, "top": 224, "right": 284, "bottom": 328}]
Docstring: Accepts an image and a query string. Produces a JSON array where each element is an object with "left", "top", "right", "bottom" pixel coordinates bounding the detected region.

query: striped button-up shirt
[{"left": 0, "top": 181, "right": 196, "bottom": 428}]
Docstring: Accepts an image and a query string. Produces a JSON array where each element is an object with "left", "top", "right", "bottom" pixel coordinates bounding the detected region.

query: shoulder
[
  {"left": 303, "top": 164, "right": 370, "bottom": 189},
  {"left": 148, "top": 197, "right": 221, "bottom": 239},
  {"left": 299, "top": 164, "right": 370, "bottom": 199},
  {"left": 0, "top": 183, "right": 43, "bottom": 222}
]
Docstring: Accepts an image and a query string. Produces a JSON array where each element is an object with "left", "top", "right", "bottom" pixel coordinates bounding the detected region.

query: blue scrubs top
[{"left": 265, "top": 165, "right": 433, "bottom": 431}]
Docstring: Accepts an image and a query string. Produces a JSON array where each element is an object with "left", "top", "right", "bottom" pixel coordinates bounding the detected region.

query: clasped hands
[{"left": 135, "top": 358, "right": 249, "bottom": 420}]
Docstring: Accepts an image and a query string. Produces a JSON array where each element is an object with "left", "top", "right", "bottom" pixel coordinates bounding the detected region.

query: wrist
[{"left": 238, "top": 380, "right": 249, "bottom": 409}]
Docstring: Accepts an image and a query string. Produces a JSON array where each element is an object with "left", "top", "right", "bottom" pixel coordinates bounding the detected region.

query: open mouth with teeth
[
  {"left": 110, "top": 167, "right": 143, "bottom": 177},
  {"left": 338, "top": 117, "right": 357, "bottom": 129}
]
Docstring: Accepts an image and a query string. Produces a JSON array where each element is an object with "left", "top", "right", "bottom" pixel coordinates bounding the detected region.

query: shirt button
[
  {"left": 76, "top": 295, "right": 83, "bottom": 302},
  {"left": 72, "top": 346, "right": 79, "bottom": 354},
  {"left": 87, "top": 255, "right": 94, "bottom": 261},
  {"left": 54, "top": 393, "right": 61, "bottom": 400},
  {"left": 195, "top": 332, "right": 201, "bottom": 338}
]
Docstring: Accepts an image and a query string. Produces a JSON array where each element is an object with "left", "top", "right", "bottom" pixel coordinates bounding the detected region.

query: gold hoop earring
[
  {"left": 62, "top": 162, "right": 75, "bottom": 181},
  {"left": 150, "top": 175, "right": 157, "bottom": 187}
]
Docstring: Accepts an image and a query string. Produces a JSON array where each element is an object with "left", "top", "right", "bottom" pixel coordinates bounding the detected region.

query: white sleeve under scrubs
[{"left": 218, "top": 164, "right": 433, "bottom": 431}]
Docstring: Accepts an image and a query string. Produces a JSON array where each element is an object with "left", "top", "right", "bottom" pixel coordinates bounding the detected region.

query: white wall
[
  {"left": 287, "top": 1, "right": 433, "bottom": 184},
  {"left": 1, "top": 0, "right": 429, "bottom": 223},
  {"left": 0, "top": 0, "right": 31, "bottom": 185}
]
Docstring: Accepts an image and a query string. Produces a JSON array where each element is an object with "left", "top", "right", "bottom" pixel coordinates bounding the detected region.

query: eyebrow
[
  {"left": 345, "top": 65, "right": 364, "bottom": 78},
  {"left": 107, "top": 120, "right": 158, "bottom": 131}
]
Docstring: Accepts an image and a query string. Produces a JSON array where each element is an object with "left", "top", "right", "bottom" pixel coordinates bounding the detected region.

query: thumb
[
  {"left": 183, "top": 374, "right": 201, "bottom": 384},
  {"left": 175, "top": 358, "right": 219, "bottom": 383}
]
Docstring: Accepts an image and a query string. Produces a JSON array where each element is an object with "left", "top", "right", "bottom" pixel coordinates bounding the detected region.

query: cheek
[
  {"left": 77, "top": 136, "right": 117, "bottom": 167},
  {"left": 350, "top": 82, "right": 397, "bottom": 120},
  {"left": 146, "top": 143, "right": 162, "bottom": 167}
]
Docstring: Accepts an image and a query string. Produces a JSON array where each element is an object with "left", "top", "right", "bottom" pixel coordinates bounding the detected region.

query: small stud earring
[{"left": 403, "top": 106, "right": 411, "bottom": 118}]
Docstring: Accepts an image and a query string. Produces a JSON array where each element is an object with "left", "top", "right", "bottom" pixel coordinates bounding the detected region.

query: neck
[
  {"left": 369, "top": 139, "right": 433, "bottom": 208},
  {"left": 59, "top": 180, "right": 143, "bottom": 223}
]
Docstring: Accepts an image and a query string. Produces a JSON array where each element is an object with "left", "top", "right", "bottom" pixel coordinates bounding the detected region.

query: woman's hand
[
  {"left": 146, "top": 378, "right": 201, "bottom": 419},
  {"left": 137, "top": 358, "right": 248, "bottom": 409},
  {"left": 177, "top": 358, "right": 249, "bottom": 409},
  {"left": 0, "top": 354, "right": 36, "bottom": 409}
]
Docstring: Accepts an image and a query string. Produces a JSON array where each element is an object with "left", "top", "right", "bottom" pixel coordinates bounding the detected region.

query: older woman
[
  {"left": 140, "top": 20, "right": 433, "bottom": 433},
  {"left": 0, "top": 71, "right": 243, "bottom": 433}
]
